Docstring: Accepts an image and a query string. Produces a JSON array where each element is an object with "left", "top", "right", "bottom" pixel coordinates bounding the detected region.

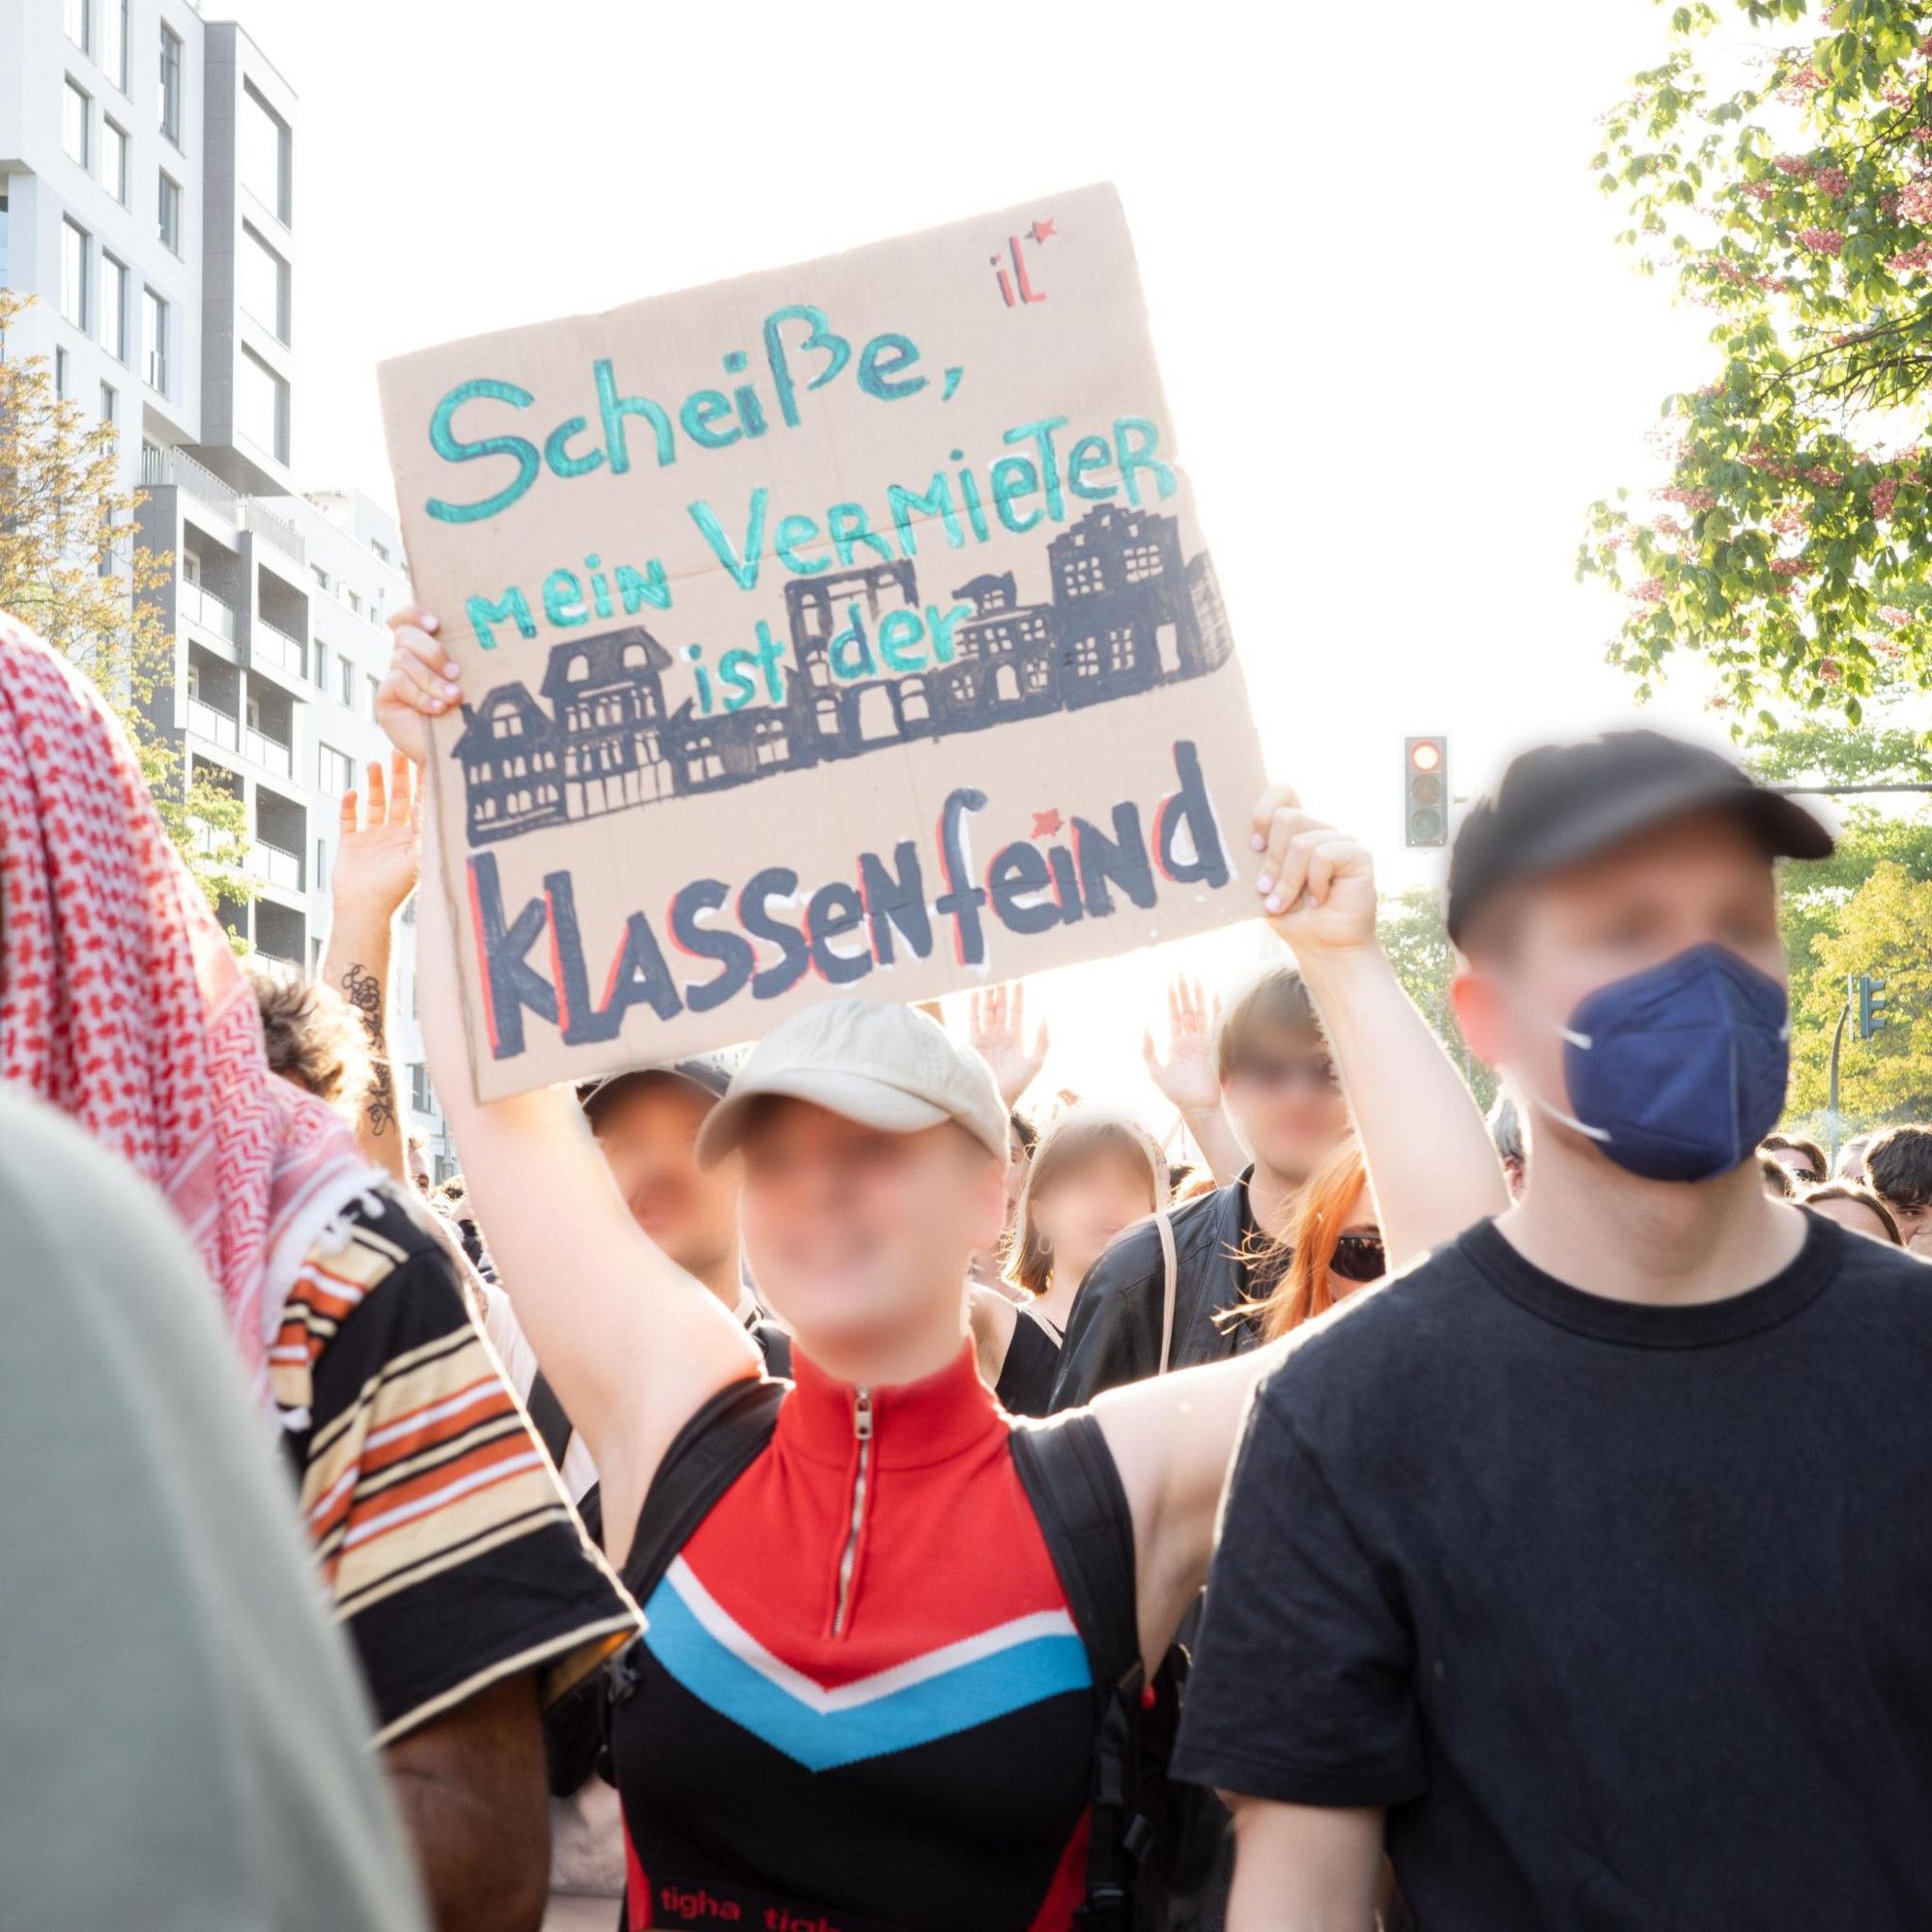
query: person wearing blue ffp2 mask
[{"left": 1175, "top": 726, "right": 1932, "bottom": 1932}]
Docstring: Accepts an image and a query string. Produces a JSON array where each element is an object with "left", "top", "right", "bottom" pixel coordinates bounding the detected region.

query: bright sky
[{"left": 226, "top": 0, "right": 1739, "bottom": 1118}]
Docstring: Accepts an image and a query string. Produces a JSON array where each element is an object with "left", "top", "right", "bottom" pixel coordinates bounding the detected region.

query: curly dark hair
[{"left": 245, "top": 962, "right": 372, "bottom": 1118}]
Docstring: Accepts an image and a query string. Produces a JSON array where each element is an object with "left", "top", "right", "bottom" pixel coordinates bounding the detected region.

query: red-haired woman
[{"left": 1240, "top": 1139, "right": 1385, "bottom": 1340}]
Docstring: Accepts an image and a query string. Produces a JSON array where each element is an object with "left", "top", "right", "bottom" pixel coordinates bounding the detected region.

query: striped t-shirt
[{"left": 271, "top": 1183, "right": 638, "bottom": 1745}]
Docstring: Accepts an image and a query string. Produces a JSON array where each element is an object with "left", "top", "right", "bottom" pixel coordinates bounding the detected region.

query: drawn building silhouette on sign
[{"left": 453, "top": 502, "right": 1234, "bottom": 846}]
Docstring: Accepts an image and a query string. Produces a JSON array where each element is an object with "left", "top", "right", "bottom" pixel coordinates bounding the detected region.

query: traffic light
[
  {"left": 1404, "top": 736, "right": 1449, "bottom": 847},
  {"left": 1855, "top": 973, "right": 1889, "bottom": 1041}
]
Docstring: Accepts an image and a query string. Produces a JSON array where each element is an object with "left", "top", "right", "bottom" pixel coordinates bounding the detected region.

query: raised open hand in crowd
[
  {"left": 334, "top": 750, "right": 422, "bottom": 924},
  {"left": 968, "top": 981, "right": 1050, "bottom": 1110},
  {"left": 1141, "top": 974, "right": 1243, "bottom": 1185}
]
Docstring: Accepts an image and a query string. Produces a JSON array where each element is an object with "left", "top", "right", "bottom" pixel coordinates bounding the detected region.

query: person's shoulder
[
  {"left": 1090, "top": 1181, "right": 1233, "bottom": 1289},
  {"left": 1813, "top": 1216, "right": 1932, "bottom": 1313},
  {"left": 1262, "top": 1225, "right": 1495, "bottom": 1398}
]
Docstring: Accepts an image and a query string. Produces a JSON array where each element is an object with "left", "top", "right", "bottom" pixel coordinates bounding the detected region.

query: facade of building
[{"left": 0, "top": 0, "right": 452, "bottom": 1175}]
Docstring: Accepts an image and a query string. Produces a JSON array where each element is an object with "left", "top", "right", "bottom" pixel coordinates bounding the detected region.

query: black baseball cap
[
  {"left": 577, "top": 1057, "right": 733, "bottom": 1122},
  {"left": 1446, "top": 728, "right": 1833, "bottom": 946}
]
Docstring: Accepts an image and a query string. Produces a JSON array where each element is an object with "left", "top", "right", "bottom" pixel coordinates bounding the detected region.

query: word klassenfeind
[{"left": 465, "top": 740, "right": 1227, "bottom": 1061}]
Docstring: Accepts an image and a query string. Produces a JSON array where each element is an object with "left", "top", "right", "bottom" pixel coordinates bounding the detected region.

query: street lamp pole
[{"left": 1827, "top": 996, "right": 1852, "bottom": 1170}]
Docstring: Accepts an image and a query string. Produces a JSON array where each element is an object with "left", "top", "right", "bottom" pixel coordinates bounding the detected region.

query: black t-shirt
[
  {"left": 1174, "top": 1211, "right": 1932, "bottom": 1930},
  {"left": 994, "top": 1304, "right": 1063, "bottom": 1417}
]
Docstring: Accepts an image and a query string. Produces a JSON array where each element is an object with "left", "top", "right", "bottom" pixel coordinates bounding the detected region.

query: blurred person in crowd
[
  {"left": 1051, "top": 962, "right": 1350, "bottom": 1406},
  {"left": 435, "top": 1173, "right": 497, "bottom": 1280},
  {"left": 1801, "top": 1181, "right": 1904, "bottom": 1247},
  {"left": 1836, "top": 1132, "right": 1872, "bottom": 1182},
  {"left": 381, "top": 594, "right": 1506, "bottom": 1932},
  {"left": 1865, "top": 1123, "right": 1932, "bottom": 1254},
  {"left": 0, "top": 1088, "right": 429, "bottom": 1932},
  {"left": 248, "top": 963, "right": 373, "bottom": 1122},
  {"left": 971, "top": 1109, "right": 1170, "bottom": 1415},
  {"left": 1144, "top": 975, "right": 1246, "bottom": 1184},
  {"left": 1238, "top": 1141, "right": 1383, "bottom": 1341},
  {"left": 1761, "top": 1132, "right": 1827, "bottom": 1188},
  {"left": 1758, "top": 1150, "right": 1795, "bottom": 1198},
  {"left": 0, "top": 617, "right": 638, "bottom": 1932},
  {"left": 1177, "top": 727, "right": 1932, "bottom": 1931},
  {"left": 1487, "top": 1091, "right": 1527, "bottom": 1198},
  {"left": 1172, "top": 1162, "right": 1219, "bottom": 1205}
]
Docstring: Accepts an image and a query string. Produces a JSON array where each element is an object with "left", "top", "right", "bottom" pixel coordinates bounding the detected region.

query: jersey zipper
[{"left": 831, "top": 1385, "right": 873, "bottom": 1636}]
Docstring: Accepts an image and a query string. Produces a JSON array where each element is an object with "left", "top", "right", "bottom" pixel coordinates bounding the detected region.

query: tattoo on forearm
[{"left": 341, "top": 964, "right": 397, "bottom": 1138}]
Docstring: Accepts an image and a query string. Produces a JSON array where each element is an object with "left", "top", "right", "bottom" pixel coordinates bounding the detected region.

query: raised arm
[
  {"left": 1097, "top": 785, "right": 1508, "bottom": 1662},
  {"left": 388, "top": 610, "right": 759, "bottom": 1564},
  {"left": 1143, "top": 974, "right": 1243, "bottom": 1185},
  {"left": 320, "top": 753, "right": 417, "bottom": 1183}
]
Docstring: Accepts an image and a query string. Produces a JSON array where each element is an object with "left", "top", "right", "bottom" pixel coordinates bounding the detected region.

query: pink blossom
[
  {"left": 1872, "top": 477, "right": 1900, "bottom": 519},
  {"left": 1771, "top": 556, "right": 1816, "bottom": 577},
  {"left": 1918, "top": 127, "right": 1932, "bottom": 144},
  {"left": 1631, "top": 578, "right": 1666, "bottom": 605},
  {"left": 1889, "top": 242, "right": 1932, "bottom": 272},
  {"left": 1880, "top": 605, "right": 1913, "bottom": 628},
  {"left": 1653, "top": 515, "right": 1685, "bottom": 537},
  {"left": 1775, "top": 155, "right": 1814, "bottom": 178},
  {"left": 1804, "top": 465, "right": 1845, "bottom": 488},
  {"left": 1799, "top": 227, "right": 1844, "bottom": 256},
  {"left": 1657, "top": 486, "right": 1718, "bottom": 509},
  {"left": 1899, "top": 179, "right": 1932, "bottom": 223},
  {"left": 1815, "top": 167, "right": 1850, "bottom": 197},
  {"left": 1771, "top": 507, "right": 1808, "bottom": 535},
  {"left": 1818, "top": 658, "right": 1842, "bottom": 684},
  {"left": 1743, "top": 181, "right": 1777, "bottom": 203}
]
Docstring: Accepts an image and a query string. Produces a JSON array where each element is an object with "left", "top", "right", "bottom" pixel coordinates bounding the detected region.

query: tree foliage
[
  {"left": 0, "top": 290, "right": 248, "bottom": 903},
  {"left": 1378, "top": 883, "right": 1498, "bottom": 1112},
  {"left": 1581, "top": 0, "right": 1932, "bottom": 727}
]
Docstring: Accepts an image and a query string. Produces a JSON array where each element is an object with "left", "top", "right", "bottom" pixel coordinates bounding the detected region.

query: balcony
[
  {"left": 241, "top": 500, "right": 307, "bottom": 567},
  {"left": 247, "top": 838, "right": 304, "bottom": 893},
  {"left": 243, "top": 727, "right": 293, "bottom": 778},
  {"left": 185, "top": 696, "right": 240, "bottom": 752},
  {"left": 179, "top": 582, "right": 237, "bottom": 642},
  {"left": 253, "top": 620, "right": 307, "bottom": 682},
  {"left": 142, "top": 445, "right": 242, "bottom": 521}
]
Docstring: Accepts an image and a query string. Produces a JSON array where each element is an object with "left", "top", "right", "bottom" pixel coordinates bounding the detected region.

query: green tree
[
  {"left": 0, "top": 290, "right": 247, "bottom": 903},
  {"left": 1788, "top": 860, "right": 1932, "bottom": 1119},
  {"left": 1580, "top": 0, "right": 1932, "bottom": 725},
  {"left": 1378, "top": 884, "right": 1498, "bottom": 1112}
]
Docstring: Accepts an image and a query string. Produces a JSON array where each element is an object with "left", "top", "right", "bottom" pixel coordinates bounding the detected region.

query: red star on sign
[
  {"left": 1029, "top": 218, "right": 1056, "bottom": 245},
  {"left": 1032, "top": 809, "right": 1063, "bottom": 838}
]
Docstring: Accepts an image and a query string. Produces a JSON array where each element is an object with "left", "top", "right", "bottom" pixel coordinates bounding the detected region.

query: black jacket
[{"left": 1047, "top": 1175, "right": 1260, "bottom": 1411}]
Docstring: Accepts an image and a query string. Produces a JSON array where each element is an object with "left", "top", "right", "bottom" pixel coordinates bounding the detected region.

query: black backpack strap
[
  {"left": 542, "top": 1375, "right": 784, "bottom": 1800},
  {"left": 1010, "top": 1411, "right": 1149, "bottom": 1931},
  {"left": 526, "top": 1369, "right": 575, "bottom": 1472}
]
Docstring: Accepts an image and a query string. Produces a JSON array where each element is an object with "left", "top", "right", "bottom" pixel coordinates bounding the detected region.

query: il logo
[{"left": 991, "top": 218, "right": 1057, "bottom": 307}]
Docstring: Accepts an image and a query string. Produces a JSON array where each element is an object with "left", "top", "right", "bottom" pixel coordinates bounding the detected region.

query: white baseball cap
[{"left": 696, "top": 999, "right": 1009, "bottom": 1168}]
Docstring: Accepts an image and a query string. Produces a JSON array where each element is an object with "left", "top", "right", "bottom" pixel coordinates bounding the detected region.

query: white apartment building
[{"left": 0, "top": 0, "right": 453, "bottom": 1176}]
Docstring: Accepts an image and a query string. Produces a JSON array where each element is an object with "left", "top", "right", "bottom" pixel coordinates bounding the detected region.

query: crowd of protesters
[{"left": 6, "top": 594, "right": 1932, "bottom": 1932}]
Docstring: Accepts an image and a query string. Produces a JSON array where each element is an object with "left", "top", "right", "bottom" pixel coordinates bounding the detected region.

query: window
[
  {"left": 104, "top": 0, "right": 128, "bottom": 91},
  {"left": 366, "top": 674, "right": 381, "bottom": 717},
  {"left": 238, "top": 348, "right": 289, "bottom": 464},
  {"left": 1123, "top": 543, "right": 1164, "bottom": 582},
  {"left": 61, "top": 219, "right": 90, "bottom": 330},
  {"left": 312, "top": 640, "right": 329, "bottom": 688},
  {"left": 242, "top": 84, "right": 291, "bottom": 224},
  {"left": 142, "top": 287, "right": 168, "bottom": 393},
  {"left": 64, "top": 80, "right": 92, "bottom": 171},
  {"left": 241, "top": 224, "right": 290, "bottom": 342},
  {"left": 157, "top": 173, "right": 181, "bottom": 254},
  {"left": 315, "top": 838, "right": 329, "bottom": 892},
  {"left": 338, "top": 658, "right": 355, "bottom": 708},
  {"left": 100, "top": 254, "right": 128, "bottom": 360},
  {"left": 99, "top": 381, "right": 117, "bottom": 425},
  {"left": 409, "top": 1065, "right": 434, "bottom": 1113},
  {"left": 158, "top": 25, "right": 182, "bottom": 146},
  {"left": 65, "top": 0, "right": 90, "bottom": 54},
  {"left": 100, "top": 119, "right": 128, "bottom": 203},
  {"left": 371, "top": 539, "right": 390, "bottom": 565},
  {"left": 0, "top": 194, "right": 9, "bottom": 288},
  {"left": 55, "top": 348, "right": 71, "bottom": 399},
  {"left": 318, "top": 743, "right": 354, "bottom": 795}
]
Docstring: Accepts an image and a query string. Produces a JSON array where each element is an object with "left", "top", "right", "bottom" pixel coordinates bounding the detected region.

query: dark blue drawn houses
[{"left": 451, "top": 506, "right": 1234, "bottom": 843}]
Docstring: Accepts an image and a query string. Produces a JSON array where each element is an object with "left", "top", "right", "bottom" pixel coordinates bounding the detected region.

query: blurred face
[
  {"left": 592, "top": 1078, "right": 741, "bottom": 1278},
  {"left": 1883, "top": 1197, "right": 1932, "bottom": 1250},
  {"left": 1454, "top": 813, "right": 1785, "bottom": 1166},
  {"left": 1221, "top": 1026, "right": 1350, "bottom": 1186},
  {"left": 1029, "top": 1144, "right": 1157, "bottom": 1289},
  {"left": 739, "top": 1101, "right": 1007, "bottom": 1354},
  {"left": 1766, "top": 1146, "right": 1821, "bottom": 1187},
  {"left": 1808, "top": 1195, "right": 1898, "bottom": 1247}
]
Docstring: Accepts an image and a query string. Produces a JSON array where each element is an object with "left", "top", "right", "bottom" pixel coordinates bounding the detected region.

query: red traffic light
[
  {"left": 1404, "top": 736, "right": 1449, "bottom": 848},
  {"left": 1408, "top": 739, "right": 1443, "bottom": 774}
]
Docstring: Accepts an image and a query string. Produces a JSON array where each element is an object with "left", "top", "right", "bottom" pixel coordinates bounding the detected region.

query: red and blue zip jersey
[{"left": 611, "top": 1345, "right": 1097, "bottom": 1932}]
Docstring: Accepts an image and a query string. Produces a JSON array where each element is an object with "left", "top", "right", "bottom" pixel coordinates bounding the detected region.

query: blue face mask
[{"left": 1535, "top": 942, "right": 1791, "bottom": 1184}]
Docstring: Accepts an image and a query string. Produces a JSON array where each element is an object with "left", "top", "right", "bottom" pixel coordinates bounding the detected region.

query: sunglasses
[
  {"left": 1231, "top": 1052, "right": 1340, "bottom": 1094},
  {"left": 1330, "top": 1232, "right": 1386, "bottom": 1283}
]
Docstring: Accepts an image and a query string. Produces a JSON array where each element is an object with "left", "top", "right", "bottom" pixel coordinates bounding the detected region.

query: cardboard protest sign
[{"left": 380, "top": 183, "right": 1267, "bottom": 1099}]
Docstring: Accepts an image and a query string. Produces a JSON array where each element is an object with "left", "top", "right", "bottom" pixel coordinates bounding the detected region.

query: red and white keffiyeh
[{"left": 0, "top": 611, "right": 374, "bottom": 1400}]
